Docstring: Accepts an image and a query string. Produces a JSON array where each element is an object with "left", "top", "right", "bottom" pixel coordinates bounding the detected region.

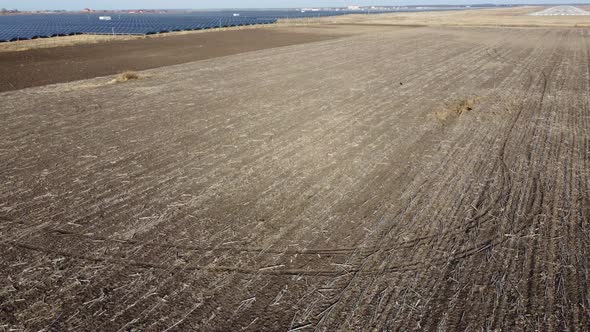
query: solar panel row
[{"left": 0, "top": 11, "right": 364, "bottom": 42}]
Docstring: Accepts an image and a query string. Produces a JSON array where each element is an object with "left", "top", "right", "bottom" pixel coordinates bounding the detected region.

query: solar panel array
[{"left": 0, "top": 11, "right": 367, "bottom": 42}]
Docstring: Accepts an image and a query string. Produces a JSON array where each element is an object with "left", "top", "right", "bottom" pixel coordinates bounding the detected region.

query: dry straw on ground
[
  {"left": 115, "top": 70, "right": 139, "bottom": 82},
  {"left": 435, "top": 97, "right": 478, "bottom": 124}
]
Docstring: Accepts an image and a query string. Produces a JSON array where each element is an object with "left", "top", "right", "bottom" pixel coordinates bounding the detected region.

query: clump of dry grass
[
  {"left": 115, "top": 70, "right": 139, "bottom": 82},
  {"left": 451, "top": 98, "right": 477, "bottom": 115},
  {"left": 435, "top": 97, "right": 478, "bottom": 124}
]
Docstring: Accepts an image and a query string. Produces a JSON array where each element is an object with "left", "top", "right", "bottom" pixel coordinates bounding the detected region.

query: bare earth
[
  {"left": 1, "top": 8, "right": 590, "bottom": 332},
  {"left": 0, "top": 25, "right": 363, "bottom": 93},
  {"left": 328, "top": 6, "right": 590, "bottom": 27}
]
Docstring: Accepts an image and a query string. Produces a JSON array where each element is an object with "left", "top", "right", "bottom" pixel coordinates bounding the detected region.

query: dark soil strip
[{"left": 0, "top": 28, "right": 342, "bottom": 92}]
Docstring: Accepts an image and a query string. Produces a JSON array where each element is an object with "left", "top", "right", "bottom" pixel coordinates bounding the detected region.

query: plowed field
[{"left": 1, "top": 26, "right": 589, "bottom": 331}]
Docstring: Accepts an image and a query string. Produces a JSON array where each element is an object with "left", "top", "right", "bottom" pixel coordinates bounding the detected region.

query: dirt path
[{"left": 1, "top": 26, "right": 589, "bottom": 331}]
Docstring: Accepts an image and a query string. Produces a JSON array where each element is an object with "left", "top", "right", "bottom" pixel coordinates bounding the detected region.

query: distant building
[{"left": 347, "top": 5, "right": 361, "bottom": 10}]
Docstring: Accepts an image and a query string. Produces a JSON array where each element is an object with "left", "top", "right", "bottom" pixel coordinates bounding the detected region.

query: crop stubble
[{"left": 1, "top": 26, "right": 589, "bottom": 330}]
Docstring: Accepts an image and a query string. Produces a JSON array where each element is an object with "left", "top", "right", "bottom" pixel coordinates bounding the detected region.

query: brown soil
[
  {"left": 0, "top": 26, "right": 351, "bottom": 92},
  {"left": 1, "top": 22, "right": 590, "bottom": 332}
]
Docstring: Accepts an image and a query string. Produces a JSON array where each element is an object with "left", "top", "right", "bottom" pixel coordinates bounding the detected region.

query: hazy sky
[{"left": 1, "top": 0, "right": 588, "bottom": 10}]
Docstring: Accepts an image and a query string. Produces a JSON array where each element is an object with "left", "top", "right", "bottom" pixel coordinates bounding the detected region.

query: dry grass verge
[
  {"left": 0, "top": 34, "right": 146, "bottom": 53},
  {"left": 0, "top": 24, "right": 279, "bottom": 53}
]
